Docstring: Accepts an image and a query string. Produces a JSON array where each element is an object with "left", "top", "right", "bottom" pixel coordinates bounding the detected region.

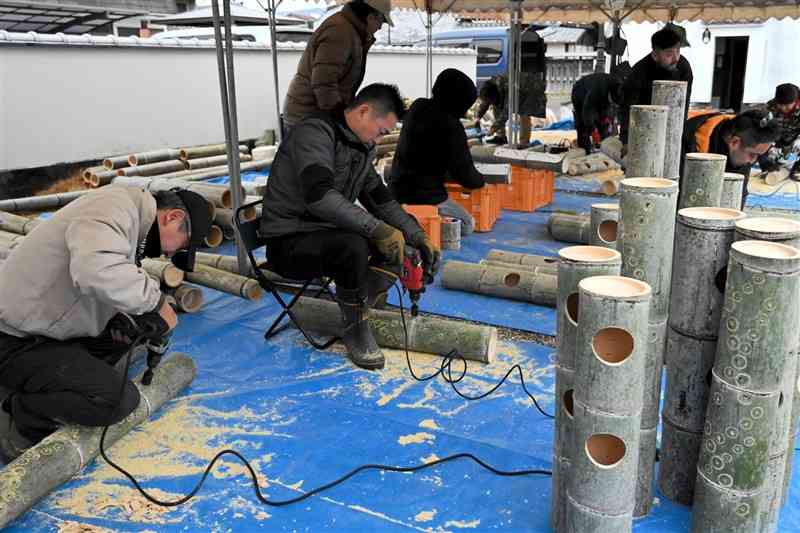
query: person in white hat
[{"left": 283, "top": 0, "right": 393, "bottom": 133}]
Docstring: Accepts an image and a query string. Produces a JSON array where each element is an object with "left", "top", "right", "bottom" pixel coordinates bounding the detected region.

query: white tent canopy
[{"left": 336, "top": 1, "right": 800, "bottom": 23}]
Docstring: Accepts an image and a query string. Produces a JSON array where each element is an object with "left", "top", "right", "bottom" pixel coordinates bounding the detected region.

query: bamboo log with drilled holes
[
  {"left": 678, "top": 153, "right": 727, "bottom": 209},
  {"left": 441, "top": 260, "right": 557, "bottom": 306},
  {"left": 288, "top": 296, "right": 497, "bottom": 363},
  {"left": 626, "top": 105, "right": 669, "bottom": 179},
  {"left": 0, "top": 353, "right": 197, "bottom": 528},
  {"left": 565, "top": 154, "right": 620, "bottom": 176},
  {"left": 548, "top": 214, "right": 590, "bottom": 244}
]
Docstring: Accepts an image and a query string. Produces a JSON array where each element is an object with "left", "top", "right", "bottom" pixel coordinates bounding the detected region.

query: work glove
[
  {"left": 108, "top": 311, "right": 170, "bottom": 345},
  {"left": 409, "top": 232, "right": 441, "bottom": 284},
  {"left": 371, "top": 222, "right": 405, "bottom": 266}
]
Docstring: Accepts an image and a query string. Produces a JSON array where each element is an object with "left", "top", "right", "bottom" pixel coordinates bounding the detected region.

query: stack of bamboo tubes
[{"left": 81, "top": 142, "right": 274, "bottom": 188}]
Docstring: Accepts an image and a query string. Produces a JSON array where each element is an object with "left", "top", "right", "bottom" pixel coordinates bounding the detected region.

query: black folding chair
[{"left": 234, "top": 200, "right": 338, "bottom": 349}]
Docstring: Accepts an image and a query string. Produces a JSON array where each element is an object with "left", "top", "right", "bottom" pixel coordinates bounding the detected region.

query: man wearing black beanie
[{"left": 619, "top": 25, "right": 693, "bottom": 146}]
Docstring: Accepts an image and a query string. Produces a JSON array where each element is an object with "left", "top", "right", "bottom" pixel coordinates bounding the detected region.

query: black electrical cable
[
  {"left": 393, "top": 284, "right": 554, "bottom": 419},
  {"left": 98, "top": 292, "right": 552, "bottom": 510}
]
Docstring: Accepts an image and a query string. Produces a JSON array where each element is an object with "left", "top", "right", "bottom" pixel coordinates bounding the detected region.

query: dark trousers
[
  {"left": 572, "top": 100, "right": 592, "bottom": 154},
  {"left": 0, "top": 332, "right": 140, "bottom": 442},
  {"left": 265, "top": 230, "right": 370, "bottom": 290}
]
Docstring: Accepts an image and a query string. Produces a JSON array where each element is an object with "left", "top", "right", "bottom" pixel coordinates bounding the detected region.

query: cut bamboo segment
[
  {"left": 165, "top": 284, "right": 204, "bottom": 313},
  {"left": 659, "top": 414, "right": 704, "bottom": 506},
  {"left": 204, "top": 225, "right": 224, "bottom": 248},
  {"left": 141, "top": 259, "right": 185, "bottom": 288},
  {"left": 600, "top": 176, "right": 624, "bottom": 196},
  {"left": 179, "top": 263, "right": 262, "bottom": 300},
  {"left": 441, "top": 217, "right": 461, "bottom": 251},
  {"left": 735, "top": 217, "right": 800, "bottom": 248},
  {"left": 88, "top": 169, "right": 118, "bottom": 188},
  {"left": 82, "top": 166, "right": 105, "bottom": 182},
  {"left": 0, "top": 210, "right": 39, "bottom": 235},
  {"left": 626, "top": 105, "right": 669, "bottom": 179},
  {"left": 548, "top": 213, "right": 590, "bottom": 244},
  {"left": 565, "top": 153, "right": 620, "bottom": 176},
  {"left": 679, "top": 153, "right": 727, "bottom": 209},
  {"left": 589, "top": 203, "right": 619, "bottom": 249},
  {"left": 485, "top": 249, "right": 560, "bottom": 272},
  {"left": 102, "top": 154, "right": 129, "bottom": 170},
  {"left": 0, "top": 353, "right": 196, "bottom": 528},
  {"left": 288, "top": 296, "right": 497, "bottom": 363},
  {"left": 720, "top": 172, "right": 745, "bottom": 209},
  {"left": 651, "top": 81, "right": 688, "bottom": 180},
  {"left": 128, "top": 148, "right": 181, "bottom": 166}
]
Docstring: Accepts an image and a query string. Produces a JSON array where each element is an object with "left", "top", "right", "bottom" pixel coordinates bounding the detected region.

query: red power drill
[{"left": 400, "top": 245, "right": 425, "bottom": 316}]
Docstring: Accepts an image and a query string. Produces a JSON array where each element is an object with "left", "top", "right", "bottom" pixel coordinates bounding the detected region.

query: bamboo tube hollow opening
[
  {"left": 563, "top": 388, "right": 575, "bottom": 418},
  {"left": 593, "top": 327, "right": 635, "bottom": 365}
]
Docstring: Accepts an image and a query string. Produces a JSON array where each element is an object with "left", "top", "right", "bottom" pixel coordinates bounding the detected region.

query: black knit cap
[
  {"left": 775, "top": 83, "right": 800, "bottom": 105},
  {"left": 651, "top": 26, "right": 681, "bottom": 50}
]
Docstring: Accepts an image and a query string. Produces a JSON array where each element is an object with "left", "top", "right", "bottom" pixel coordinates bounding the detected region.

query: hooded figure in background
[{"left": 388, "top": 69, "right": 485, "bottom": 235}]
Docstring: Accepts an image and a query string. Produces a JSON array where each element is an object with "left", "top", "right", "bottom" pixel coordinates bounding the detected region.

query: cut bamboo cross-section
[
  {"left": 679, "top": 153, "right": 727, "bottom": 209},
  {"left": 102, "top": 154, "right": 129, "bottom": 170},
  {"left": 141, "top": 258, "right": 185, "bottom": 288},
  {"left": 0, "top": 353, "right": 196, "bottom": 528},
  {"left": 165, "top": 284, "right": 204, "bottom": 313},
  {"left": 288, "top": 296, "right": 497, "bottom": 363}
]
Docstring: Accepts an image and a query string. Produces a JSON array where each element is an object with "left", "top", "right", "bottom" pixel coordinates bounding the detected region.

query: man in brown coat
[{"left": 283, "top": 0, "right": 393, "bottom": 132}]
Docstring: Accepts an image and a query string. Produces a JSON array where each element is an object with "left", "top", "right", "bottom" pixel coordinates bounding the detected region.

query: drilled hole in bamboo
[
  {"left": 598, "top": 220, "right": 618, "bottom": 243},
  {"left": 566, "top": 292, "right": 579, "bottom": 325},
  {"left": 715, "top": 267, "right": 728, "bottom": 293},
  {"left": 592, "top": 327, "right": 634, "bottom": 365},
  {"left": 504, "top": 273, "right": 521, "bottom": 287},
  {"left": 563, "top": 389, "right": 574, "bottom": 418},
  {"left": 586, "top": 434, "right": 626, "bottom": 468}
]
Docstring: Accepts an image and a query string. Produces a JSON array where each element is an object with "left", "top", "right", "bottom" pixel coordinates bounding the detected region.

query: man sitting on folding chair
[{"left": 260, "top": 83, "right": 441, "bottom": 371}]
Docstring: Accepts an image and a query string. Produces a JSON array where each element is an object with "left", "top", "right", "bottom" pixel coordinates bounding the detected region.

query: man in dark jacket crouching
[
  {"left": 388, "top": 69, "right": 485, "bottom": 235},
  {"left": 261, "top": 84, "right": 440, "bottom": 371}
]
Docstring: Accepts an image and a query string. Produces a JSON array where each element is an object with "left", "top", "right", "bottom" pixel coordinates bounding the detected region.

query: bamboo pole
[
  {"left": 186, "top": 153, "right": 253, "bottom": 171},
  {"left": 765, "top": 168, "right": 790, "bottom": 186},
  {"left": 0, "top": 353, "right": 196, "bottom": 528},
  {"left": 626, "top": 105, "right": 669, "bottom": 179},
  {"left": 0, "top": 191, "right": 90, "bottom": 213},
  {"left": 82, "top": 165, "right": 106, "bottom": 183},
  {"left": 0, "top": 211, "right": 39, "bottom": 235},
  {"left": 441, "top": 217, "right": 461, "bottom": 251},
  {"left": 288, "top": 296, "right": 497, "bottom": 363},
  {"left": 176, "top": 262, "right": 262, "bottom": 300},
  {"left": 87, "top": 169, "right": 118, "bottom": 188},
  {"left": 735, "top": 217, "right": 800, "bottom": 248},
  {"left": 213, "top": 206, "right": 255, "bottom": 240},
  {"left": 116, "top": 160, "right": 188, "bottom": 178},
  {"left": 128, "top": 148, "right": 181, "bottom": 167},
  {"left": 179, "top": 143, "right": 248, "bottom": 161},
  {"left": 441, "top": 260, "right": 557, "bottom": 306},
  {"left": 111, "top": 177, "right": 241, "bottom": 209}
]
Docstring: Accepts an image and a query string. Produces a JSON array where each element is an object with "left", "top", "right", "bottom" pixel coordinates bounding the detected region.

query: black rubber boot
[
  {"left": 0, "top": 395, "right": 34, "bottom": 464},
  {"left": 366, "top": 263, "right": 401, "bottom": 309},
  {"left": 336, "top": 287, "right": 385, "bottom": 370}
]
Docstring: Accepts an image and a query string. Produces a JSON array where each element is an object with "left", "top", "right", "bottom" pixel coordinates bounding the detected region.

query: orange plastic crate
[
  {"left": 501, "top": 166, "right": 555, "bottom": 212},
  {"left": 445, "top": 184, "right": 497, "bottom": 232},
  {"left": 403, "top": 204, "right": 442, "bottom": 248}
]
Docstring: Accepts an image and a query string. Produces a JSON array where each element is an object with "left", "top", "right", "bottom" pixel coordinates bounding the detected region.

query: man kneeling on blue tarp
[
  {"left": 260, "top": 83, "right": 441, "bottom": 371},
  {"left": 0, "top": 186, "right": 213, "bottom": 462}
]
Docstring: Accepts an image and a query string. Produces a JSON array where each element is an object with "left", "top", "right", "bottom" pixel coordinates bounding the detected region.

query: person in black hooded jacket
[{"left": 388, "top": 68, "right": 485, "bottom": 235}]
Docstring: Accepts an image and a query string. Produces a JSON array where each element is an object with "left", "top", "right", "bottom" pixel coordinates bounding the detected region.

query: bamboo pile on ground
[
  {"left": 551, "top": 247, "right": 622, "bottom": 532},
  {"left": 564, "top": 275, "right": 652, "bottom": 532},
  {"left": 658, "top": 207, "right": 746, "bottom": 505},
  {"left": 618, "top": 177, "right": 679, "bottom": 517},
  {"left": 691, "top": 241, "right": 800, "bottom": 533}
]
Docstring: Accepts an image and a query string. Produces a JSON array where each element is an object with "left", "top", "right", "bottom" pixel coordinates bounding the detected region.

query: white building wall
[
  {"left": 621, "top": 18, "right": 800, "bottom": 106},
  {"left": 0, "top": 33, "right": 476, "bottom": 171}
]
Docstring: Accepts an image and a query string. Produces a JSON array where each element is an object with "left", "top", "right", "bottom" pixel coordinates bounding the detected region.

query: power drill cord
[{"left": 98, "top": 287, "right": 552, "bottom": 510}]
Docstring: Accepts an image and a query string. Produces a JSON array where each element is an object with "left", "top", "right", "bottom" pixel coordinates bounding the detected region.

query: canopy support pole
[
  {"left": 267, "top": 0, "right": 283, "bottom": 143},
  {"left": 210, "top": 0, "right": 247, "bottom": 274}
]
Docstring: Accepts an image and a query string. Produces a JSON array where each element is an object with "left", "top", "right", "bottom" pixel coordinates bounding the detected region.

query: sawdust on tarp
[
  {"left": 57, "top": 521, "right": 113, "bottom": 533},
  {"left": 414, "top": 509, "right": 437, "bottom": 522},
  {"left": 397, "top": 432, "right": 436, "bottom": 445},
  {"left": 52, "top": 399, "right": 293, "bottom": 524}
]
